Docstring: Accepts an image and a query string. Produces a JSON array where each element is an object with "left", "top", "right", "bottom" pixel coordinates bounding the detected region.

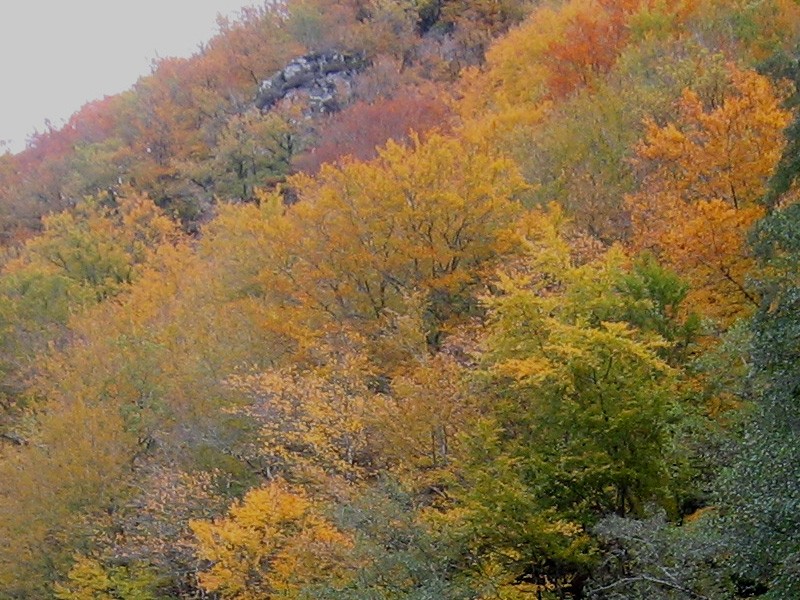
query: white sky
[{"left": 0, "top": 1, "right": 258, "bottom": 153}]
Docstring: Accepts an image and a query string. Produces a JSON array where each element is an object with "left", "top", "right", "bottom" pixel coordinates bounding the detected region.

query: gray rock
[{"left": 255, "top": 51, "right": 367, "bottom": 113}]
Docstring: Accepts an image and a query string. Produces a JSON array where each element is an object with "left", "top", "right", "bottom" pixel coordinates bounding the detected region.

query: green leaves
[
  {"left": 453, "top": 232, "right": 693, "bottom": 596},
  {"left": 714, "top": 202, "right": 800, "bottom": 597}
]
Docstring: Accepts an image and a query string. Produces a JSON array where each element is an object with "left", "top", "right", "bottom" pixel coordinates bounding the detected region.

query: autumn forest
[{"left": 1, "top": 0, "right": 799, "bottom": 598}]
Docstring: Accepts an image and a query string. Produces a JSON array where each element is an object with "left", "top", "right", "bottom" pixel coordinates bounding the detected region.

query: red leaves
[{"left": 293, "top": 90, "right": 452, "bottom": 173}]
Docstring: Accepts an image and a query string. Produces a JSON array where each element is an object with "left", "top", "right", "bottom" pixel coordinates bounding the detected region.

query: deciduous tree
[
  {"left": 191, "top": 480, "right": 353, "bottom": 599},
  {"left": 627, "top": 66, "right": 790, "bottom": 322}
]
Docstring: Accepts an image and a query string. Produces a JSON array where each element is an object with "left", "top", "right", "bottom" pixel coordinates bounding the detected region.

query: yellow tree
[
  {"left": 456, "top": 0, "right": 678, "bottom": 141},
  {"left": 5, "top": 189, "right": 178, "bottom": 307},
  {"left": 365, "top": 300, "right": 480, "bottom": 486},
  {"left": 229, "top": 330, "right": 377, "bottom": 482},
  {"left": 265, "top": 132, "right": 526, "bottom": 344},
  {"left": 190, "top": 480, "right": 353, "bottom": 599},
  {"left": 0, "top": 398, "right": 138, "bottom": 596},
  {"left": 0, "top": 214, "right": 304, "bottom": 596},
  {"left": 627, "top": 66, "right": 791, "bottom": 322}
]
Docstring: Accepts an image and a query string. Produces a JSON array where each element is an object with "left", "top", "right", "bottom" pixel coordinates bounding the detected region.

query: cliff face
[{"left": 255, "top": 51, "right": 367, "bottom": 114}]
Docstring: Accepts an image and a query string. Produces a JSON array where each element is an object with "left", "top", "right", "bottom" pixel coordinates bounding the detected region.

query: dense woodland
[{"left": 1, "top": 0, "right": 800, "bottom": 597}]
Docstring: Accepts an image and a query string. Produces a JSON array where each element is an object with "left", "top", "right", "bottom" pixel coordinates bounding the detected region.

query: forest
[{"left": 0, "top": 0, "right": 799, "bottom": 597}]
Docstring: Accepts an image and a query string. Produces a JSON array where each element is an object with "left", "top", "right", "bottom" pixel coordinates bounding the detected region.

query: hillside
[{"left": 1, "top": 0, "right": 800, "bottom": 598}]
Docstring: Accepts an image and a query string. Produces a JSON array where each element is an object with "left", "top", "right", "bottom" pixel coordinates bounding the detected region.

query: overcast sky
[{"left": 0, "top": 1, "right": 258, "bottom": 153}]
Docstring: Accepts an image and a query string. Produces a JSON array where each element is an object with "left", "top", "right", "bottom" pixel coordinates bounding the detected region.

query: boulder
[{"left": 255, "top": 51, "right": 367, "bottom": 113}]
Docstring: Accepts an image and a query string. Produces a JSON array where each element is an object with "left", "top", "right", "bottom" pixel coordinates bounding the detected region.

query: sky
[{"left": 0, "top": 1, "right": 258, "bottom": 153}]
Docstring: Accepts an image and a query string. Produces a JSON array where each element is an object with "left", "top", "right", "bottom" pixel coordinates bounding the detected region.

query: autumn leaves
[
  {"left": 628, "top": 67, "right": 791, "bottom": 323},
  {"left": 1, "top": 0, "right": 799, "bottom": 597}
]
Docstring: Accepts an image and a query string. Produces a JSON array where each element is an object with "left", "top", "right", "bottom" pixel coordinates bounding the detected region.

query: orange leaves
[
  {"left": 455, "top": 0, "right": 699, "bottom": 152},
  {"left": 545, "top": 1, "right": 632, "bottom": 98},
  {"left": 627, "top": 66, "right": 790, "bottom": 322},
  {"left": 661, "top": 200, "right": 765, "bottom": 319},
  {"left": 635, "top": 68, "right": 789, "bottom": 208},
  {"left": 459, "top": 0, "right": 656, "bottom": 118}
]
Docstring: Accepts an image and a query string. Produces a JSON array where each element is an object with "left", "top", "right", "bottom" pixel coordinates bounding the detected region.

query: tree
[
  {"left": 229, "top": 331, "right": 377, "bottom": 482},
  {"left": 293, "top": 90, "right": 452, "bottom": 174},
  {"left": 308, "top": 479, "right": 473, "bottom": 600},
  {"left": 0, "top": 397, "right": 139, "bottom": 597},
  {"left": 268, "top": 132, "right": 526, "bottom": 339},
  {"left": 54, "top": 556, "right": 162, "bottom": 600},
  {"left": 0, "top": 192, "right": 179, "bottom": 432},
  {"left": 544, "top": 0, "right": 635, "bottom": 99},
  {"left": 627, "top": 66, "right": 791, "bottom": 323},
  {"left": 586, "top": 511, "right": 729, "bottom": 599},
  {"left": 456, "top": 0, "right": 665, "bottom": 125},
  {"left": 369, "top": 351, "right": 472, "bottom": 477},
  {"left": 191, "top": 480, "right": 353, "bottom": 599},
  {"left": 209, "top": 109, "right": 297, "bottom": 201},
  {"left": 15, "top": 192, "right": 178, "bottom": 302},
  {"left": 284, "top": 0, "right": 363, "bottom": 53},
  {"left": 482, "top": 270, "right": 678, "bottom": 521},
  {"left": 453, "top": 212, "right": 690, "bottom": 597},
  {"left": 437, "top": 0, "right": 532, "bottom": 66},
  {"left": 714, "top": 202, "right": 800, "bottom": 597},
  {"left": 507, "top": 41, "right": 733, "bottom": 243}
]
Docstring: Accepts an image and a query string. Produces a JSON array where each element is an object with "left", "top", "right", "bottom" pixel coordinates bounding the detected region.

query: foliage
[
  {"left": 230, "top": 332, "right": 377, "bottom": 481},
  {"left": 294, "top": 89, "right": 452, "bottom": 173},
  {"left": 191, "top": 480, "right": 353, "bottom": 599},
  {"left": 309, "top": 480, "right": 473, "bottom": 600},
  {"left": 269, "top": 133, "right": 526, "bottom": 335},
  {"left": 450, "top": 215, "right": 693, "bottom": 597},
  {"left": 0, "top": 0, "right": 797, "bottom": 597},
  {"left": 54, "top": 556, "right": 163, "bottom": 600},
  {"left": 713, "top": 203, "right": 800, "bottom": 597},
  {"left": 627, "top": 65, "right": 791, "bottom": 323},
  {"left": 587, "top": 511, "right": 730, "bottom": 599}
]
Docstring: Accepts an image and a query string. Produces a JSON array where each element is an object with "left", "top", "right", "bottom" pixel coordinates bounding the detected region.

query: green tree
[
  {"left": 210, "top": 110, "right": 297, "bottom": 201},
  {"left": 454, "top": 216, "right": 691, "bottom": 596},
  {"left": 714, "top": 202, "right": 800, "bottom": 597}
]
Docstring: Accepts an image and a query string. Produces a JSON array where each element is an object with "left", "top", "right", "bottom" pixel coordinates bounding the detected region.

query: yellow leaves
[
  {"left": 485, "top": 216, "right": 678, "bottom": 398},
  {"left": 230, "top": 332, "right": 376, "bottom": 481},
  {"left": 637, "top": 120, "right": 688, "bottom": 164},
  {"left": 191, "top": 480, "right": 353, "bottom": 600},
  {"left": 454, "top": 0, "right": 570, "bottom": 145},
  {"left": 492, "top": 317, "right": 673, "bottom": 394},
  {"left": 54, "top": 556, "right": 112, "bottom": 600},
  {"left": 369, "top": 351, "right": 474, "bottom": 479},
  {"left": 459, "top": 96, "right": 552, "bottom": 150},
  {"left": 0, "top": 397, "right": 137, "bottom": 594},
  {"left": 267, "top": 132, "right": 526, "bottom": 331},
  {"left": 3, "top": 190, "right": 181, "bottom": 314},
  {"left": 54, "top": 555, "right": 160, "bottom": 600},
  {"left": 495, "top": 355, "right": 556, "bottom": 386},
  {"left": 457, "top": 2, "right": 568, "bottom": 116},
  {"left": 472, "top": 516, "right": 586, "bottom": 598},
  {"left": 516, "top": 203, "right": 573, "bottom": 277},
  {"left": 473, "top": 558, "right": 564, "bottom": 600}
]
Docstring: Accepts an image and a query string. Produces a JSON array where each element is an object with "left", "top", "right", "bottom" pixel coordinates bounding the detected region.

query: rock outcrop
[{"left": 255, "top": 51, "right": 367, "bottom": 114}]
